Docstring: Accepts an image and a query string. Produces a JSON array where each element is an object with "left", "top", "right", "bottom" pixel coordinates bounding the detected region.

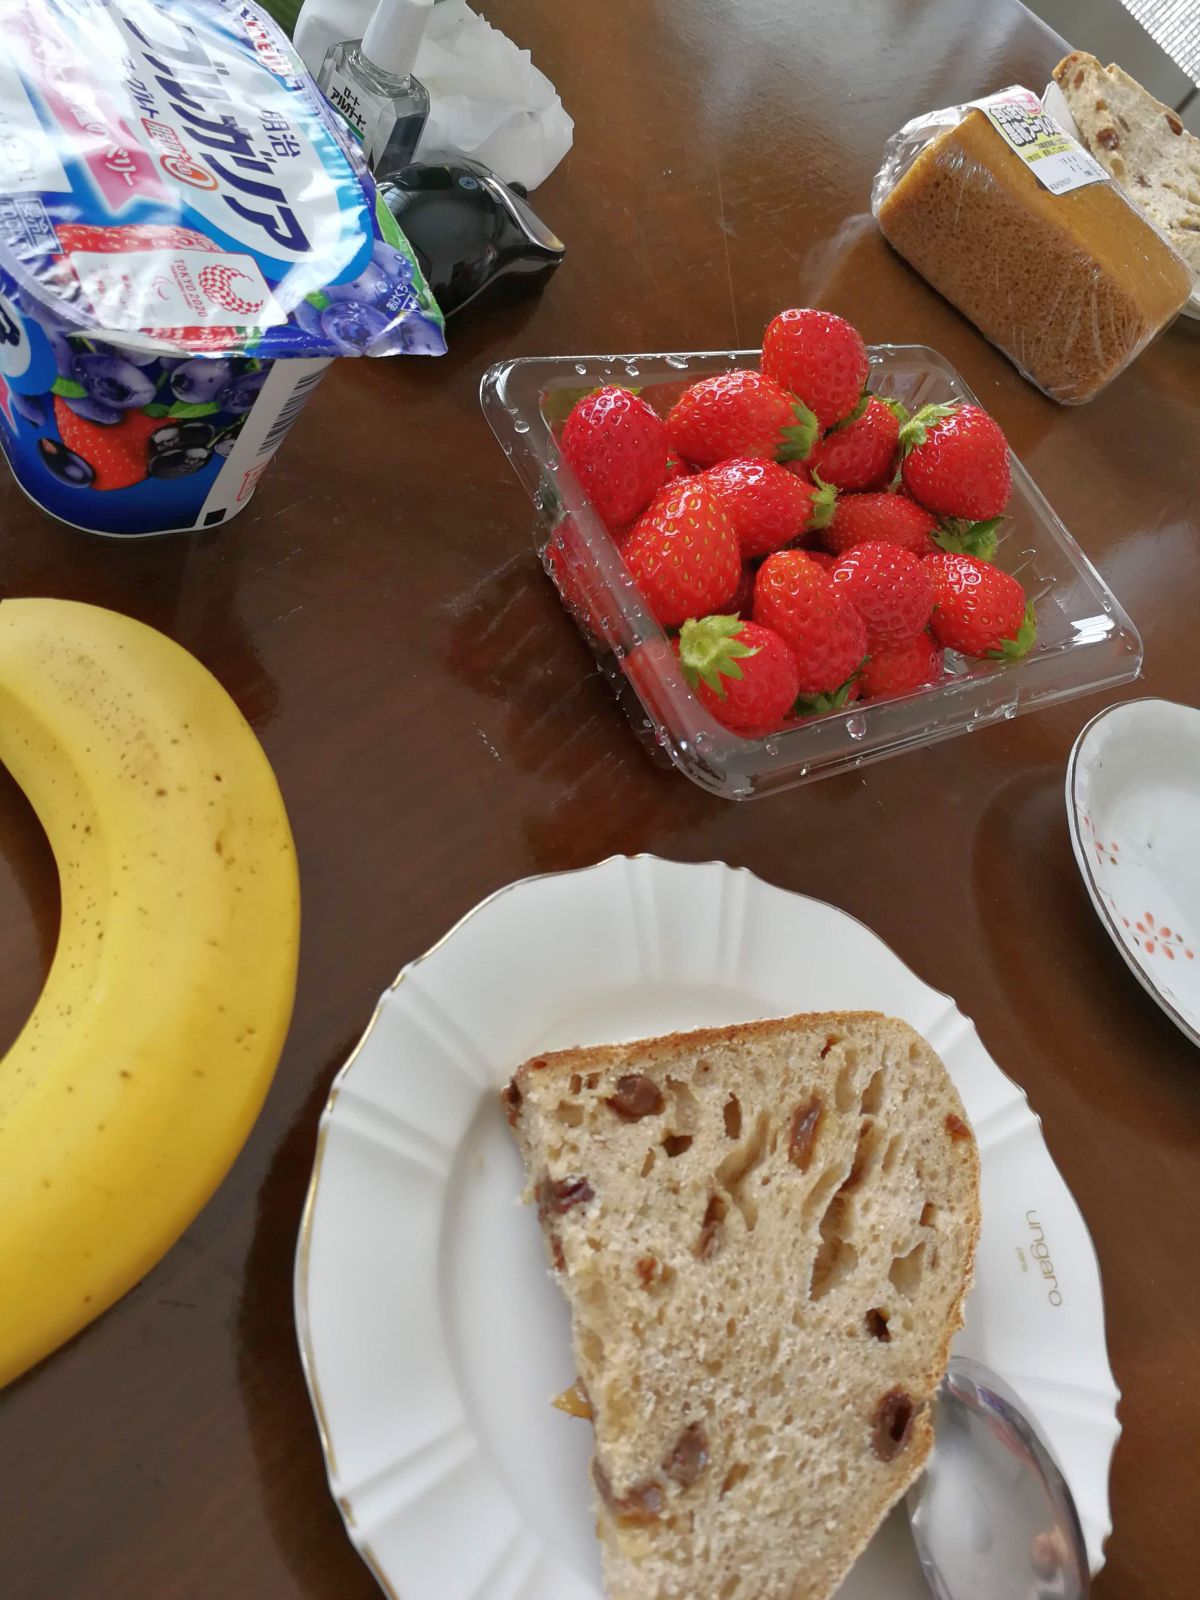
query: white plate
[
  {"left": 1043, "top": 81, "right": 1200, "bottom": 320},
  {"left": 294, "top": 856, "right": 1120, "bottom": 1600},
  {"left": 1068, "top": 698, "right": 1200, "bottom": 1046}
]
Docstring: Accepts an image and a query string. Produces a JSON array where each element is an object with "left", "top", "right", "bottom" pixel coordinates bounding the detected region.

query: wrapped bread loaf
[{"left": 873, "top": 88, "right": 1192, "bottom": 403}]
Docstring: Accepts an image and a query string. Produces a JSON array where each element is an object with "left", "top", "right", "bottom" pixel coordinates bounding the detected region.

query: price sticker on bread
[{"left": 975, "top": 86, "right": 1108, "bottom": 195}]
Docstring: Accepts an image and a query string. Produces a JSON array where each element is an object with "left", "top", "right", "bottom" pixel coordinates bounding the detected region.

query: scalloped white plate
[
  {"left": 294, "top": 857, "right": 1120, "bottom": 1600},
  {"left": 1068, "top": 697, "right": 1200, "bottom": 1047}
]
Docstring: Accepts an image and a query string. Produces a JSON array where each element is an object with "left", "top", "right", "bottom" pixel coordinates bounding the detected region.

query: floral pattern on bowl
[{"left": 1068, "top": 701, "right": 1200, "bottom": 1047}]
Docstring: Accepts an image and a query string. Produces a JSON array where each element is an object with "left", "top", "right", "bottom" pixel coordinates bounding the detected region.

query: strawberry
[
  {"left": 702, "top": 457, "right": 836, "bottom": 560},
  {"left": 752, "top": 549, "right": 867, "bottom": 695},
  {"left": 822, "top": 491, "right": 939, "bottom": 558},
  {"left": 803, "top": 550, "right": 839, "bottom": 575},
  {"left": 761, "top": 308, "right": 869, "bottom": 432},
  {"left": 665, "top": 370, "right": 818, "bottom": 469},
  {"left": 560, "top": 385, "right": 668, "bottom": 529},
  {"left": 926, "top": 553, "right": 1036, "bottom": 658},
  {"left": 663, "top": 454, "right": 695, "bottom": 482},
  {"left": 678, "top": 615, "right": 800, "bottom": 738},
  {"left": 544, "top": 516, "right": 621, "bottom": 645},
  {"left": 900, "top": 403, "right": 1011, "bottom": 520},
  {"left": 808, "top": 396, "right": 903, "bottom": 491},
  {"left": 623, "top": 479, "right": 741, "bottom": 629},
  {"left": 52, "top": 397, "right": 161, "bottom": 491},
  {"left": 829, "top": 541, "right": 933, "bottom": 649},
  {"left": 860, "top": 632, "right": 945, "bottom": 700}
]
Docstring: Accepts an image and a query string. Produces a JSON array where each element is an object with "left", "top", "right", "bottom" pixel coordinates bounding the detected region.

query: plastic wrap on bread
[{"left": 872, "top": 88, "right": 1193, "bottom": 404}]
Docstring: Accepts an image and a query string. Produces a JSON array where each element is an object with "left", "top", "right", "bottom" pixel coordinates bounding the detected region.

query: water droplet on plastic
[
  {"left": 665, "top": 354, "right": 688, "bottom": 369},
  {"left": 513, "top": 420, "right": 530, "bottom": 435},
  {"left": 655, "top": 727, "right": 670, "bottom": 747},
  {"left": 764, "top": 739, "right": 780, "bottom": 757},
  {"left": 846, "top": 714, "right": 867, "bottom": 740},
  {"left": 625, "top": 365, "right": 640, "bottom": 379},
  {"left": 694, "top": 730, "right": 712, "bottom": 754},
  {"left": 575, "top": 363, "right": 588, "bottom": 375},
  {"left": 1003, "top": 703, "right": 1018, "bottom": 720},
  {"left": 501, "top": 441, "right": 514, "bottom": 455}
]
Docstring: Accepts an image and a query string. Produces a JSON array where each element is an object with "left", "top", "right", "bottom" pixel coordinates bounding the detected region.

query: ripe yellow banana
[{"left": 0, "top": 599, "right": 299, "bottom": 1387}]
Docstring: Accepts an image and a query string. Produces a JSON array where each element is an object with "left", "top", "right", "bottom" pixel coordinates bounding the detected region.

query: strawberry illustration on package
[{"left": 0, "top": 0, "right": 445, "bottom": 535}]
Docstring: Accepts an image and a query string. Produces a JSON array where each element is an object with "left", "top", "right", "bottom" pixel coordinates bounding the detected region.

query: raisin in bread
[
  {"left": 1054, "top": 51, "right": 1200, "bottom": 274},
  {"left": 503, "top": 1012, "right": 980, "bottom": 1600}
]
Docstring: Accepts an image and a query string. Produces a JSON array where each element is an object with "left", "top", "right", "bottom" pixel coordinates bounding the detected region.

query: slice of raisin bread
[
  {"left": 503, "top": 1012, "right": 980, "bottom": 1600},
  {"left": 1054, "top": 51, "right": 1200, "bottom": 274}
]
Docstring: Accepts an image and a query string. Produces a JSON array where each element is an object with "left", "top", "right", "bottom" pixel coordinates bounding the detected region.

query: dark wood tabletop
[{"left": 2, "top": 0, "right": 1198, "bottom": 1595}]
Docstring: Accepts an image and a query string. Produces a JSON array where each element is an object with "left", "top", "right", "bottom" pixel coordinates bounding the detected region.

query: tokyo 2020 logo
[{"left": 198, "top": 264, "right": 265, "bottom": 316}]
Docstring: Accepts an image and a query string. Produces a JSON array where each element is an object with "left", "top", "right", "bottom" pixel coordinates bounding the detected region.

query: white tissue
[{"left": 412, "top": 1, "right": 573, "bottom": 191}]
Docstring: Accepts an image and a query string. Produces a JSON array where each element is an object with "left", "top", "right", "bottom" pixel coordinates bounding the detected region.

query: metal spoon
[{"left": 908, "top": 1356, "right": 1090, "bottom": 1600}]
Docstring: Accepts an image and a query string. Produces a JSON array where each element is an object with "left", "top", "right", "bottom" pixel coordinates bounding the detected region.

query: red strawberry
[
  {"left": 830, "top": 541, "right": 933, "bottom": 649},
  {"left": 52, "top": 398, "right": 161, "bottom": 491},
  {"left": 803, "top": 550, "right": 839, "bottom": 575},
  {"left": 860, "top": 632, "right": 945, "bottom": 700},
  {"left": 761, "top": 308, "right": 869, "bottom": 432},
  {"left": 900, "top": 403, "right": 1011, "bottom": 520},
  {"left": 808, "top": 396, "right": 903, "bottom": 492},
  {"left": 823, "top": 492, "right": 939, "bottom": 558},
  {"left": 623, "top": 479, "right": 740, "bottom": 629},
  {"left": 665, "top": 370, "right": 818, "bottom": 469},
  {"left": 926, "top": 553, "right": 1035, "bottom": 658},
  {"left": 663, "top": 454, "right": 695, "bottom": 482},
  {"left": 702, "top": 457, "right": 836, "bottom": 560},
  {"left": 560, "top": 386, "right": 668, "bottom": 529},
  {"left": 678, "top": 615, "right": 800, "bottom": 738},
  {"left": 544, "top": 517, "right": 620, "bottom": 645},
  {"left": 752, "top": 549, "right": 867, "bottom": 694}
]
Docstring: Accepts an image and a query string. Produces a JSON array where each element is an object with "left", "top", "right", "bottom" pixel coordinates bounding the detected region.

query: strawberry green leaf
[
  {"left": 988, "top": 601, "right": 1037, "bottom": 662},
  {"left": 881, "top": 397, "right": 909, "bottom": 425},
  {"left": 897, "top": 401, "right": 958, "bottom": 458},
  {"left": 678, "top": 614, "right": 757, "bottom": 696},
  {"left": 168, "top": 400, "right": 219, "bottom": 418},
  {"left": 934, "top": 516, "right": 1002, "bottom": 561},
  {"left": 793, "top": 672, "right": 862, "bottom": 718},
  {"left": 832, "top": 390, "right": 871, "bottom": 431},
  {"left": 51, "top": 376, "right": 87, "bottom": 399},
  {"left": 305, "top": 290, "right": 331, "bottom": 311},
  {"left": 777, "top": 396, "right": 821, "bottom": 462},
  {"left": 142, "top": 403, "right": 171, "bottom": 418},
  {"left": 808, "top": 470, "right": 838, "bottom": 532}
]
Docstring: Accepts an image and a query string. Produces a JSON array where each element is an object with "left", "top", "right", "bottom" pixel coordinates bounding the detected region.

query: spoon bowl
[{"left": 909, "top": 1356, "right": 1090, "bottom": 1600}]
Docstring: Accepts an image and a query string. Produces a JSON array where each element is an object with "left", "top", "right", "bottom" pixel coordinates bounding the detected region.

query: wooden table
[{"left": 2, "top": 1, "right": 1197, "bottom": 1595}]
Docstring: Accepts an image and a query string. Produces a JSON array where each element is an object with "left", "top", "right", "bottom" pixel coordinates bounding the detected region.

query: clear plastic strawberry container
[{"left": 480, "top": 345, "right": 1142, "bottom": 800}]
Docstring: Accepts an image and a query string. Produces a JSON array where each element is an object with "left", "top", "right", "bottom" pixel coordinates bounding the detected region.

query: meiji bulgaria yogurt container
[{"left": 0, "top": 0, "right": 445, "bottom": 537}]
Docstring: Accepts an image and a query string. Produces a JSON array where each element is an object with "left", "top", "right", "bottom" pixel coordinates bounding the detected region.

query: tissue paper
[{"left": 413, "top": 1, "right": 573, "bottom": 190}]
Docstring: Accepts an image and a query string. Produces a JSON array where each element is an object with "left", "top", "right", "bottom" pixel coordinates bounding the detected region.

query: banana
[{"left": 0, "top": 599, "right": 299, "bottom": 1387}]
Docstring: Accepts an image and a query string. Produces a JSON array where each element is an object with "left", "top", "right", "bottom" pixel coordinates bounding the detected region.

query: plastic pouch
[{"left": 871, "top": 87, "right": 1192, "bottom": 404}]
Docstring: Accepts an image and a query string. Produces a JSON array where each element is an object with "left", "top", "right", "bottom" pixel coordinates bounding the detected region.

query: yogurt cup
[
  {"left": 0, "top": 276, "right": 332, "bottom": 535},
  {"left": 0, "top": 0, "right": 445, "bottom": 537}
]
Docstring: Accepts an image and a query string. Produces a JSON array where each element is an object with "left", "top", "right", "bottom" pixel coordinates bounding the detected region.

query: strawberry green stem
[
  {"left": 897, "top": 401, "right": 959, "bottom": 458},
  {"left": 678, "top": 614, "right": 757, "bottom": 695},
  {"left": 808, "top": 471, "right": 838, "bottom": 531},
  {"left": 990, "top": 602, "right": 1037, "bottom": 662},
  {"left": 777, "top": 396, "right": 821, "bottom": 462}
]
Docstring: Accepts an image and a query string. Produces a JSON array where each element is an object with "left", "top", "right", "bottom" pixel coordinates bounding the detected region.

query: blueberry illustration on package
[{"left": 0, "top": 0, "right": 445, "bottom": 537}]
